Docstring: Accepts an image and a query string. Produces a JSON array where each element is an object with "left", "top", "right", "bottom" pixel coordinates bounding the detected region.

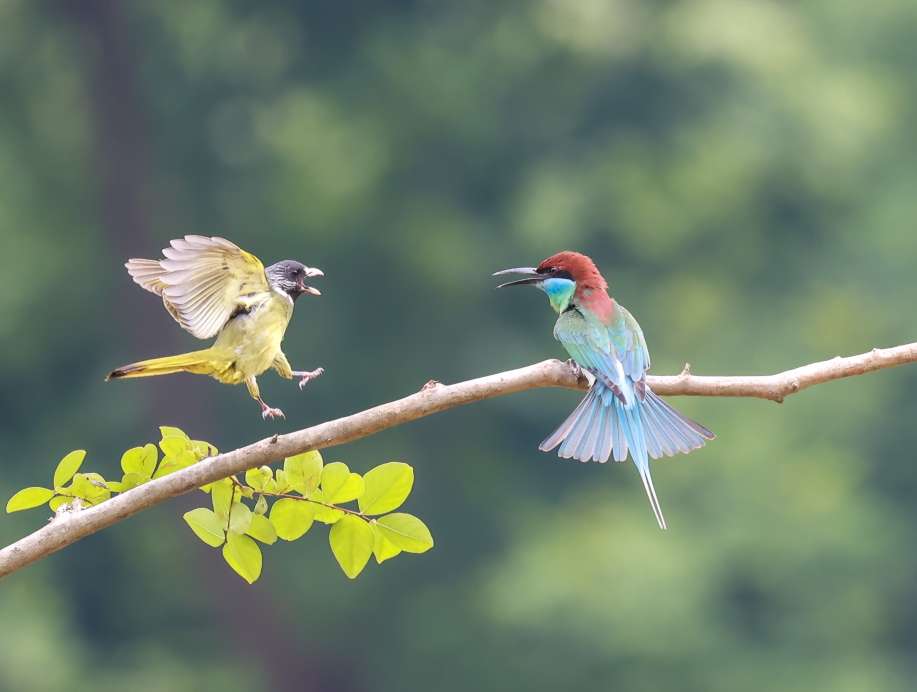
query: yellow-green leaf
[
  {"left": 322, "top": 462, "right": 364, "bottom": 504},
  {"left": 160, "top": 436, "right": 189, "bottom": 458},
  {"left": 152, "top": 451, "right": 196, "bottom": 479},
  {"left": 374, "top": 513, "right": 434, "bottom": 553},
  {"left": 245, "top": 466, "right": 271, "bottom": 492},
  {"left": 284, "top": 450, "right": 323, "bottom": 495},
  {"left": 228, "top": 501, "right": 253, "bottom": 534},
  {"left": 270, "top": 498, "right": 315, "bottom": 541},
  {"left": 191, "top": 440, "right": 217, "bottom": 459},
  {"left": 183, "top": 507, "right": 226, "bottom": 547},
  {"left": 69, "top": 473, "right": 111, "bottom": 506},
  {"left": 371, "top": 524, "right": 402, "bottom": 564},
  {"left": 53, "top": 450, "right": 86, "bottom": 489},
  {"left": 6, "top": 487, "right": 54, "bottom": 513},
  {"left": 222, "top": 532, "right": 262, "bottom": 584},
  {"left": 253, "top": 495, "right": 268, "bottom": 515},
  {"left": 159, "top": 426, "right": 189, "bottom": 440},
  {"left": 358, "top": 462, "right": 414, "bottom": 515},
  {"left": 329, "top": 515, "right": 374, "bottom": 579},
  {"left": 211, "top": 479, "right": 235, "bottom": 519},
  {"left": 119, "top": 472, "right": 148, "bottom": 491},
  {"left": 270, "top": 469, "right": 292, "bottom": 494},
  {"left": 120, "top": 444, "right": 158, "bottom": 477},
  {"left": 48, "top": 496, "right": 70, "bottom": 512},
  {"left": 246, "top": 513, "right": 277, "bottom": 545},
  {"left": 308, "top": 490, "right": 344, "bottom": 524}
]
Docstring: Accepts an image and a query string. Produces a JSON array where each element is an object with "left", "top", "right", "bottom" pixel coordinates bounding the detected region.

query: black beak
[{"left": 493, "top": 267, "right": 542, "bottom": 288}]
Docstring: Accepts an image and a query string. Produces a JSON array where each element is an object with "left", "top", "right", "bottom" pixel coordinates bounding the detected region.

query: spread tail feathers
[
  {"left": 539, "top": 383, "right": 714, "bottom": 529},
  {"left": 106, "top": 349, "right": 216, "bottom": 381}
]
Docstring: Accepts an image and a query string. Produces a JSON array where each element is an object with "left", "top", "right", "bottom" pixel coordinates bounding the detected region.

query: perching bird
[
  {"left": 495, "top": 251, "right": 714, "bottom": 529},
  {"left": 107, "top": 235, "right": 324, "bottom": 420}
]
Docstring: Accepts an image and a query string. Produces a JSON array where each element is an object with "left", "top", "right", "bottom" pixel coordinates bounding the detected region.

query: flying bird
[
  {"left": 495, "top": 251, "right": 714, "bottom": 529},
  {"left": 107, "top": 235, "right": 324, "bottom": 420}
]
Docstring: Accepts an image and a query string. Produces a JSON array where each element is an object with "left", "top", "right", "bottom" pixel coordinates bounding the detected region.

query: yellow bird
[{"left": 107, "top": 235, "right": 324, "bottom": 420}]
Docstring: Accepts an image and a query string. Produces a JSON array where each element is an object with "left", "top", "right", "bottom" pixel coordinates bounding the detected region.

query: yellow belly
[{"left": 210, "top": 292, "right": 293, "bottom": 383}]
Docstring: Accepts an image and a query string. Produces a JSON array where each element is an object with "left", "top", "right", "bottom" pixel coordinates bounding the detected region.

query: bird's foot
[
  {"left": 294, "top": 367, "right": 325, "bottom": 390},
  {"left": 566, "top": 358, "right": 583, "bottom": 379},
  {"left": 260, "top": 403, "right": 285, "bottom": 420}
]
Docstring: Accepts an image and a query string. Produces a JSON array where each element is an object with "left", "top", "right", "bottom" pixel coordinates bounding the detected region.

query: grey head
[{"left": 265, "top": 260, "right": 324, "bottom": 300}]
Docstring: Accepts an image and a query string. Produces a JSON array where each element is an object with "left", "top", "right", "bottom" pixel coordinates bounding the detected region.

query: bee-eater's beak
[
  {"left": 493, "top": 267, "right": 541, "bottom": 288},
  {"left": 299, "top": 267, "right": 324, "bottom": 295}
]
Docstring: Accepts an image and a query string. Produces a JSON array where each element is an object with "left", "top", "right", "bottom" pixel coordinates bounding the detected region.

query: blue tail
[{"left": 539, "top": 382, "right": 714, "bottom": 529}]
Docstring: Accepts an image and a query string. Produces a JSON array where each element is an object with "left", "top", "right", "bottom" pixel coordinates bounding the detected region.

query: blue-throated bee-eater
[{"left": 495, "top": 251, "right": 714, "bottom": 529}]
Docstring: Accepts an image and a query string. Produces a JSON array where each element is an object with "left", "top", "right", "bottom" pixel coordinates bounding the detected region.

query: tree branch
[{"left": 3, "top": 341, "right": 917, "bottom": 578}]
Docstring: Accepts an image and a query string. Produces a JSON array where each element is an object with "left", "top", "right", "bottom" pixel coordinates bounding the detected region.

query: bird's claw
[
  {"left": 566, "top": 358, "right": 583, "bottom": 379},
  {"left": 296, "top": 367, "right": 325, "bottom": 390},
  {"left": 261, "top": 406, "right": 285, "bottom": 420}
]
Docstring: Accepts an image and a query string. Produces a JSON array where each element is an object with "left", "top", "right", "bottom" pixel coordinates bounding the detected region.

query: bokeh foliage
[{"left": 2, "top": 0, "right": 917, "bottom": 690}]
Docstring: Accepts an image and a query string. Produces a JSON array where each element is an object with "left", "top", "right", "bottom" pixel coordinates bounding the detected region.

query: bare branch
[{"left": 3, "top": 341, "right": 916, "bottom": 578}]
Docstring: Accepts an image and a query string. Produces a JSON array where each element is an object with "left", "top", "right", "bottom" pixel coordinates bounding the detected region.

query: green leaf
[
  {"left": 160, "top": 436, "right": 189, "bottom": 458},
  {"left": 159, "top": 426, "right": 189, "bottom": 440},
  {"left": 270, "top": 498, "right": 315, "bottom": 541},
  {"left": 228, "top": 501, "right": 253, "bottom": 534},
  {"left": 105, "top": 481, "right": 126, "bottom": 493},
  {"left": 371, "top": 525, "right": 402, "bottom": 564},
  {"left": 53, "top": 450, "right": 86, "bottom": 489},
  {"left": 119, "top": 472, "right": 148, "bottom": 491},
  {"left": 211, "top": 479, "right": 235, "bottom": 519},
  {"left": 253, "top": 495, "right": 268, "bottom": 515},
  {"left": 284, "top": 450, "right": 323, "bottom": 495},
  {"left": 48, "top": 496, "right": 70, "bottom": 512},
  {"left": 321, "top": 462, "right": 364, "bottom": 503},
  {"left": 120, "top": 444, "right": 158, "bottom": 478},
  {"left": 69, "top": 473, "right": 111, "bottom": 506},
  {"left": 270, "top": 469, "right": 292, "bottom": 494},
  {"left": 191, "top": 440, "right": 218, "bottom": 459},
  {"left": 245, "top": 466, "right": 272, "bottom": 492},
  {"left": 308, "top": 490, "right": 344, "bottom": 524},
  {"left": 183, "top": 507, "right": 226, "bottom": 547},
  {"left": 6, "top": 487, "right": 54, "bottom": 513},
  {"left": 374, "top": 513, "right": 434, "bottom": 553},
  {"left": 358, "top": 462, "right": 414, "bottom": 515},
  {"left": 222, "top": 532, "right": 262, "bottom": 584},
  {"left": 246, "top": 513, "right": 277, "bottom": 545},
  {"left": 152, "top": 451, "right": 196, "bottom": 479},
  {"left": 329, "top": 515, "right": 374, "bottom": 579}
]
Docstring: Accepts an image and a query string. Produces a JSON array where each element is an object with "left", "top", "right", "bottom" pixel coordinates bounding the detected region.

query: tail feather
[
  {"left": 541, "top": 389, "right": 594, "bottom": 454},
  {"left": 540, "top": 382, "right": 715, "bottom": 529},
  {"left": 106, "top": 349, "right": 215, "bottom": 381}
]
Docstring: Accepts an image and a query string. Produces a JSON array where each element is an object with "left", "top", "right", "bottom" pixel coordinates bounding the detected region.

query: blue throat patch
[{"left": 541, "top": 277, "right": 576, "bottom": 314}]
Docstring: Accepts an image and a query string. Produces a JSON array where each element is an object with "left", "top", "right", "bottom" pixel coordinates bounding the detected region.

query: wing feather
[{"left": 124, "top": 235, "right": 270, "bottom": 339}]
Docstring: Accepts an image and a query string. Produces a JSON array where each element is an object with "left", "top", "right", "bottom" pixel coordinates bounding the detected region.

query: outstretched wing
[{"left": 126, "top": 235, "right": 270, "bottom": 339}]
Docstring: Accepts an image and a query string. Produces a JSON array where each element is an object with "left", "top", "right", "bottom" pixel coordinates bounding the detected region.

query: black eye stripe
[{"left": 538, "top": 268, "right": 573, "bottom": 280}]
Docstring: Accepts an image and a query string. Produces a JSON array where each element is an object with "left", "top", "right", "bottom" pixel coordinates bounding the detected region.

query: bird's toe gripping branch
[
  {"left": 565, "top": 358, "right": 583, "bottom": 380},
  {"left": 294, "top": 367, "right": 325, "bottom": 391}
]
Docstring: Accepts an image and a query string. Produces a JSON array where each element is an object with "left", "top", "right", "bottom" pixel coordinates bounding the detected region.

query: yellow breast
[{"left": 212, "top": 291, "right": 293, "bottom": 380}]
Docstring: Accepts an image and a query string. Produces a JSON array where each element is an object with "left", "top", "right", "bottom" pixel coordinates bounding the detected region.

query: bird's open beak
[
  {"left": 299, "top": 267, "right": 324, "bottom": 296},
  {"left": 493, "top": 267, "right": 541, "bottom": 288}
]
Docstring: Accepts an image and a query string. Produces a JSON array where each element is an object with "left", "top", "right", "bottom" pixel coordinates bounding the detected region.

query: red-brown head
[
  {"left": 536, "top": 251, "right": 607, "bottom": 291},
  {"left": 493, "top": 250, "right": 611, "bottom": 316}
]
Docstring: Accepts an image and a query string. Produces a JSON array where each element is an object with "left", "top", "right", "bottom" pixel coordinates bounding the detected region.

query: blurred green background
[{"left": 2, "top": 1, "right": 917, "bottom": 690}]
